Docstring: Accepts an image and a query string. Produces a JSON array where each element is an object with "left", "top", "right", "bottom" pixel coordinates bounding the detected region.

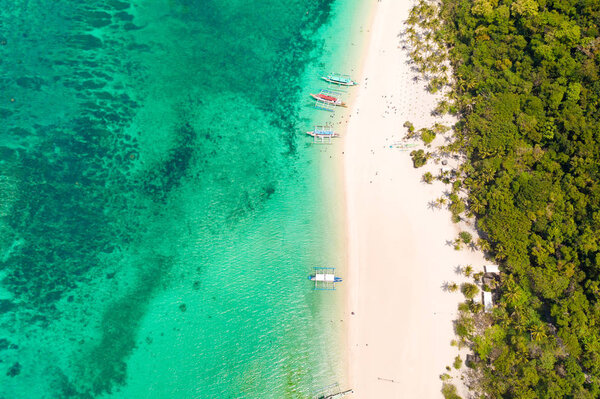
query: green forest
[{"left": 407, "top": 0, "right": 600, "bottom": 397}]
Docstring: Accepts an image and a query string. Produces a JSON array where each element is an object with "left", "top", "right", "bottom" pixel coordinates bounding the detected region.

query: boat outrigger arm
[
  {"left": 313, "top": 383, "right": 353, "bottom": 399},
  {"left": 318, "top": 389, "right": 353, "bottom": 399}
]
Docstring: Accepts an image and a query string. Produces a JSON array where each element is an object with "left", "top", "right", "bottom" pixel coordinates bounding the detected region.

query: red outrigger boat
[{"left": 310, "top": 92, "right": 346, "bottom": 107}]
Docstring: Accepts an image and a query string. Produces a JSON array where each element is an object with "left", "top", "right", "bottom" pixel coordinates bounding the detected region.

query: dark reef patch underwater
[{"left": 0, "top": 0, "right": 342, "bottom": 397}]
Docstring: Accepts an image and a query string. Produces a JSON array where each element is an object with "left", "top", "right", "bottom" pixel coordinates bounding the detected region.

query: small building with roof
[
  {"left": 482, "top": 291, "right": 493, "bottom": 312},
  {"left": 484, "top": 265, "right": 500, "bottom": 274}
]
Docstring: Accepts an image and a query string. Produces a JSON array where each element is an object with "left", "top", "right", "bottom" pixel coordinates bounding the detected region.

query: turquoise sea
[{"left": 0, "top": 0, "right": 368, "bottom": 397}]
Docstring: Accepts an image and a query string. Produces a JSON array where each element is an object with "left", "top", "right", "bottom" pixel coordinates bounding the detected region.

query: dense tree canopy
[{"left": 409, "top": 0, "right": 600, "bottom": 396}]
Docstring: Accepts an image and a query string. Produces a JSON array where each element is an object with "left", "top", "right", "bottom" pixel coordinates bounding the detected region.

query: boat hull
[
  {"left": 310, "top": 93, "right": 346, "bottom": 107},
  {"left": 308, "top": 276, "right": 343, "bottom": 282},
  {"left": 321, "top": 76, "right": 357, "bottom": 86},
  {"left": 306, "top": 131, "right": 339, "bottom": 138}
]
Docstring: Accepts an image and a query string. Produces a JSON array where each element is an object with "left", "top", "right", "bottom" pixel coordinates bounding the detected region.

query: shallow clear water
[{"left": 0, "top": 0, "right": 363, "bottom": 397}]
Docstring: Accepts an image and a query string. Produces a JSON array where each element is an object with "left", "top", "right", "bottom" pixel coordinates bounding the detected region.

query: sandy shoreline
[{"left": 344, "top": 0, "right": 487, "bottom": 397}]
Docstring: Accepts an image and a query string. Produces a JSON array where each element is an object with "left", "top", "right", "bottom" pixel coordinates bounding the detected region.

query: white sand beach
[{"left": 344, "top": 0, "right": 488, "bottom": 397}]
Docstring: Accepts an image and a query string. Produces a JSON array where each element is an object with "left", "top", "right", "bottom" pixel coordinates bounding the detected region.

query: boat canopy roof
[
  {"left": 311, "top": 267, "right": 339, "bottom": 290},
  {"left": 328, "top": 73, "right": 352, "bottom": 83},
  {"left": 315, "top": 273, "right": 336, "bottom": 282},
  {"left": 315, "top": 128, "right": 335, "bottom": 135}
]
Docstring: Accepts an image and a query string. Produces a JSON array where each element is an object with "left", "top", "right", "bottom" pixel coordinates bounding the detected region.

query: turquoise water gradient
[{"left": 0, "top": 0, "right": 365, "bottom": 397}]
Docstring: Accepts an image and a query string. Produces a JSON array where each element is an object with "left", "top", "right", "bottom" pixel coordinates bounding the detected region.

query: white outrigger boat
[
  {"left": 308, "top": 267, "right": 342, "bottom": 290},
  {"left": 306, "top": 125, "right": 339, "bottom": 143},
  {"left": 321, "top": 73, "right": 357, "bottom": 86}
]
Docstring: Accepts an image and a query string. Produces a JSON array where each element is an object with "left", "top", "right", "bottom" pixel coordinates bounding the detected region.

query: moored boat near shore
[
  {"left": 321, "top": 73, "right": 357, "bottom": 86},
  {"left": 306, "top": 125, "right": 339, "bottom": 143},
  {"left": 310, "top": 91, "right": 347, "bottom": 107},
  {"left": 308, "top": 267, "right": 342, "bottom": 290}
]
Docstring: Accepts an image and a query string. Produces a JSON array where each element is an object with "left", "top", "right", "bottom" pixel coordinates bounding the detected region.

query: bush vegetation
[
  {"left": 423, "top": 171, "right": 434, "bottom": 183},
  {"left": 458, "top": 231, "right": 472, "bottom": 244},
  {"left": 410, "top": 149, "right": 429, "bottom": 168},
  {"left": 460, "top": 283, "right": 479, "bottom": 300},
  {"left": 442, "top": 383, "right": 463, "bottom": 399},
  {"left": 453, "top": 355, "right": 463, "bottom": 369}
]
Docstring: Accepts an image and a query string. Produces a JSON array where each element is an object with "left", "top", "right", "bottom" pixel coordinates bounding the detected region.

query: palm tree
[
  {"left": 421, "top": 3, "right": 436, "bottom": 20},
  {"left": 434, "top": 100, "right": 450, "bottom": 115},
  {"left": 511, "top": 311, "right": 527, "bottom": 333},
  {"left": 494, "top": 244, "right": 507, "bottom": 261},
  {"left": 469, "top": 199, "right": 486, "bottom": 215},
  {"left": 529, "top": 324, "right": 547, "bottom": 342},
  {"left": 411, "top": 52, "right": 423, "bottom": 65},
  {"left": 460, "top": 283, "right": 479, "bottom": 300},
  {"left": 404, "top": 26, "right": 417, "bottom": 39},
  {"left": 423, "top": 42, "right": 435, "bottom": 55},
  {"left": 504, "top": 286, "right": 522, "bottom": 308},
  {"left": 463, "top": 265, "right": 473, "bottom": 277},
  {"left": 587, "top": 281, "right": 600, "bottom": 298},
  {"left": 477, "top": 239, "right": 491, "bottom": 252},
  {"left": 406, "top": 12, "right": 420, "bottom": 27}
]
